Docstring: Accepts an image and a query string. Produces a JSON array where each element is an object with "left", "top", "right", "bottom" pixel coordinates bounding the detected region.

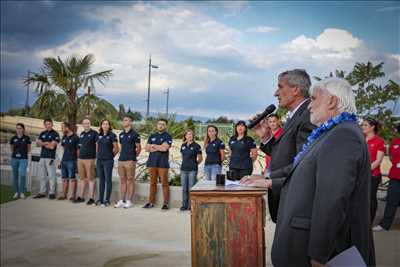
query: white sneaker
[
  {"left": 372, "top": 225, "right": 385, "bottom": 232},
  {"left": 100, "top": 203, "right": 106, "bottom": 208},
  {"left": 124, "top": 200, "right": 133, "bottom": 209},
  {"left": 114, "top": 200, "right": 125, "bottom": 208},
  {"left": 13, "top": 193, "right": 19, "bottom": 199},
  {"left": 20, "top": 193, "right": 25, "bottom": 199}
]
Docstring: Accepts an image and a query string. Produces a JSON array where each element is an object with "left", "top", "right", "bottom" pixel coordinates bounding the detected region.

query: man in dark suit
[
  {"left": 244, "top": 69, "right": 315, "bottom": 222},
  {"left": 243, "top": 78, "right": 375, "bottom": 266}
]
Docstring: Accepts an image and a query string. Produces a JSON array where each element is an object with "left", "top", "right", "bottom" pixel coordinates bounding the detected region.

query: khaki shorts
[
  {"left": 78, "top": 159, "right": 96, "bottom": 180},
  {"left": 118, "top": 161, "right": 136, "bottom": 180}
]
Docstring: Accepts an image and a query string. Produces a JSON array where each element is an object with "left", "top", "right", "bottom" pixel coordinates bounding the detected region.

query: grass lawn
[{"left": 0, "top": 184, "right": 31, "bottom": 204}]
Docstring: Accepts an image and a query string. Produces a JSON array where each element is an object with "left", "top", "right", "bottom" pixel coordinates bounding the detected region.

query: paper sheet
[
  {"left": 326, "top": 246, "right": 366, "bottom": 267},
  {"left": 225, "top": 179, "right": 241, "bottom": 187}
]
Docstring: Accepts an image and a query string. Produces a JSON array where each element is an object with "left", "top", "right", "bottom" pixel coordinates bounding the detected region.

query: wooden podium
[{"left": 190, "top": 180, "right": 267, "bottom": 267}]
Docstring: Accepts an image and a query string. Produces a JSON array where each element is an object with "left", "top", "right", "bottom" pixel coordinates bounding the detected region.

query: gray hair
[
  {"left": 311, "top": 77, "right": 357, "bottom": 114},
  {"left": 278, "top": 69, "right": 311, "bottom": 98}
]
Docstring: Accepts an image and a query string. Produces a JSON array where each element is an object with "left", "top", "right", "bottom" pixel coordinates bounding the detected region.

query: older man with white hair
[{"left": 242, "top": 78, "right": 375, "bottom": 266}]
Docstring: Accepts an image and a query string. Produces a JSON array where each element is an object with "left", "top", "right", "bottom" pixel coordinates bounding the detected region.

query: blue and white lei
[{"left": 293, "top": 112, "right": 358, "bottom": 164}]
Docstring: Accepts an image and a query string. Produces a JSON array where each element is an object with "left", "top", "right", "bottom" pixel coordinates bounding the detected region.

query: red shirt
[
  {"left": 367, "top": 135, "right": 386, "bottom": 177},
  {"left": 265, "top": 128, "right": 284, "bottom": 171},
  {"left": 388, "top": 138, "right": 400, "bottom": 180}
]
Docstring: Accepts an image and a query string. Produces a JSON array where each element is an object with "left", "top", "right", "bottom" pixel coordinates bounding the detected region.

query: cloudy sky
[{"left": 1, "top": 1, "right": 399, "bottom": 119}]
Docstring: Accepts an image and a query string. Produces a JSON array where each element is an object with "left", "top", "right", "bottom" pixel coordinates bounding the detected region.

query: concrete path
[{"left": 1, "top": 198, "right": 398, "bottom": 267}]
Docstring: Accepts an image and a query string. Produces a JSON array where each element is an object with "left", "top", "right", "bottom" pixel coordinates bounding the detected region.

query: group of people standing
[
  {"left": 8, "top": 68, "right": 400, "bottom": 266},
  {"left": 9, "top": 114, "right": 265, "bottom": 212}
]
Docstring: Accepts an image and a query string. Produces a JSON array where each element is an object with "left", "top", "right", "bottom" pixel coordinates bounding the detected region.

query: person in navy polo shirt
[
  {"left": 75, "top": 118, "right": 98, "bottom": 205},
  {"left": 228, "top": 121, "right": 258, "bottom": 180},
  {"left": 95, "top": 119, "right": 119, "bottom": 207},
  {"left": 58, "top": 122, "right": 79, "bottom": 201},
  {"left": 180, "top": 129, "right": 202, "bottom": 211},
  {"left": 114, "top": 115, "right": 141, "bottom": 209},
  {"left": 203, "top": 125, "right": 225, "bottom": 181},
  {"left": 9, "top": 123, "right": 31, "bottom": 199},
  {"left": 34, "top": 118, "right": 60, "bottom": 200},
  {"left": 143, "top": 118, "right": 172, "bottom": 210}
]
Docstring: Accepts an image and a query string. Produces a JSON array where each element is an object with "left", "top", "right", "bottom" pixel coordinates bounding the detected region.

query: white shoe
[
  {"left": 100, "top": 203, "right": 106, "bottom": 208},
  {"left": 114, "top": 200, "right": 125, "bottom": 208},
  {"left": 20, "top": 193, "right": 25, "bottom": 199},
  {"left": 124, "top": 200, "right": 133, "bottom": 209},
  {"left": 13, "top": 193, "right": 19, "bottom": 199},
  {"left": 372, "top": 225, "right": 385, "bottom": 232}
]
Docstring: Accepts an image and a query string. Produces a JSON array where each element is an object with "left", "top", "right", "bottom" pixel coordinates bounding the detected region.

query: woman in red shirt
[
  {"left": 374, "top": 124, "right": 400, "bottom": 231},
  {"left": 362, "top": 118, "right": 386, "bottom": 223},
  {"left": 263, "top": 114, "right": 283, "bottom": 176}
]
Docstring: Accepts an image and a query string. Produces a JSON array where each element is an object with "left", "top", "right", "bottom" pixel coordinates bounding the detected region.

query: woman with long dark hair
[
  {"left": 362, "top": 117, "right": 385, "bottom": 222},
  {"left": 180, "top": 129, "right": 202, "bottom": 210},
  {"left": 228, "top": 121, "right": 258, "bottom": 180},
  {"left": 95, "top": 119, "right": 119, "bottom": 207},
  {"left": 203, "top": 125, "right": 225, "bottom": 181},
  {"left": 9, "top": 123, "right": 31, "bottom": 199}
]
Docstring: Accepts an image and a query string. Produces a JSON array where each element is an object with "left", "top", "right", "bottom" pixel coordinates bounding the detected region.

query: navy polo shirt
[
  {"left": 205, "top": 138, "right": 225, "bottom": 165},
  {"left": 78, "top": 129, "right": 98, "bottom": 159},
  {"left": 119, "top": 128, "right": 141, "bottom": 161},
  {"left": 96, "top": 132, "right": 117, "bottom": 160},
  {"left": 9, "top": 135, "right": 31, "bottom": 159},
  {"left": 38, "top": 130, "right": 60, "bottom": 159},
  {"left": 61, "top": 134, "right": 79, "bottom": 162},
  {"left": 146, "top": 131, "right": 172, "bottom": 168},
  {"left": 229, "top": 135, "right": 257, "bottom": 170},
  {"left": 180, "top": 142, "right": 202, "bottom": 171}
]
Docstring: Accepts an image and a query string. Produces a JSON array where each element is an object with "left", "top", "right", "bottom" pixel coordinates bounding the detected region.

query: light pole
[
  {"left": 146, "top": 55, "right": 159, "bottom": 118},
  {"left": 25, "top": 70, "right": 30, "bottom": 115},
  {"left": 164, "top": 88, "right": 170, "bottom": 117}
]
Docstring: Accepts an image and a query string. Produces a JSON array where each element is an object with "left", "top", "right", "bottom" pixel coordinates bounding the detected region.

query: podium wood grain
[{"left": 190, "top": 180, "right": 267, "bottom": 267}]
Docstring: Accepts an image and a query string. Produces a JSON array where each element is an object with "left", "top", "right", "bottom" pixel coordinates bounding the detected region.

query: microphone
[{"left": 248, "top": 104, "right": 276, "bottom": 129}]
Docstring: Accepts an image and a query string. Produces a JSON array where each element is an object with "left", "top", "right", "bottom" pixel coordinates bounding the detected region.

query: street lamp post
[
  {"left": 164, "top": 88, "right": 170, "bottom": 117},
  {"left": 146, "top": 55, "right": 159, "bottom": 118},
  {"left": 25, "top": 70, "right": 30, "bottom": 115}
]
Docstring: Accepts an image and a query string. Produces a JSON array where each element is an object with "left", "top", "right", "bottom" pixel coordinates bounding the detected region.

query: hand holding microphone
[{"left": 249, "top": 104, "right": 276, "bottom": 142}]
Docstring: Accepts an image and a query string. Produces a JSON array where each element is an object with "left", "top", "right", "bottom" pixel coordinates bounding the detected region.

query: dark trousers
[
  {"left": 229, "top": 168, "right": 253, "bottom": 180},
  {"left": 370, "top": 175, "right": 382, "bottom": 223},
  {"left": 97, "top": 159, "right": 114, "bottom": 203},
  {"left": 380, "top": 179, "right": 400, "bottom": 229}
]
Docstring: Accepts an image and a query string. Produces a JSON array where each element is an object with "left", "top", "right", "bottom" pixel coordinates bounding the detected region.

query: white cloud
[
  {"left": 283, "top": 28, "right": 362, "bottom": 60},
  {"left": 246, "top": 26, "right": 279, "bottom": 33}
]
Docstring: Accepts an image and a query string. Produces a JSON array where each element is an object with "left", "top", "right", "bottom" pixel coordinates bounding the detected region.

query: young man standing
[
  {"left": 33, "top": 118, "right": 60, "bottom": 199},
  {"left": 58, "top": 122, "right": 79, "bottom": 201},
  {"left": 143, "top": 118, "right": 172, "bottom": 210},
  {"left": 115, "top": 115, "right": 141, "bottom": 209},
  {"left": 75, "top": 118, "right": 98, "bottom": 205}
]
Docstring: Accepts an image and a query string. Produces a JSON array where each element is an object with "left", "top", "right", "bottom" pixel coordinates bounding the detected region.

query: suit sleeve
[
  {"left": 270, "top": 119, "right": 314, "bottom": 180},
  {"left": 308, "top": 128, "right": 362, "bottom": 263}
]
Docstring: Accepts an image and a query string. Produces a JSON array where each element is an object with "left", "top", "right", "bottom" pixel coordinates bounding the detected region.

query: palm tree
[{"left": 24, "top": 54, "right": 113, "bottom": 131}]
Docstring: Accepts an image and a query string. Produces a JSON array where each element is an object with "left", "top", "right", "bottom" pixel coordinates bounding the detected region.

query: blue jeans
[
  {"left": 181, "top": 170, "right": 197, "bottom": 208},
  {"left": 97, "top": 159, "right": 114, "bottom": 203},
  {"left": 61, "top": 161, "right": 77, "bottom": 179},
  {"left": 11, "top": 158, "right": 28, "bottom": 194},
  {"left": 204, "top": 164, "right": 222, "bottom": 181}
]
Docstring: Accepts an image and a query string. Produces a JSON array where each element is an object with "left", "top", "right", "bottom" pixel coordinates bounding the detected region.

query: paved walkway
[{"left": 1, "top": 198, "right": 398, "bottom": 267}]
